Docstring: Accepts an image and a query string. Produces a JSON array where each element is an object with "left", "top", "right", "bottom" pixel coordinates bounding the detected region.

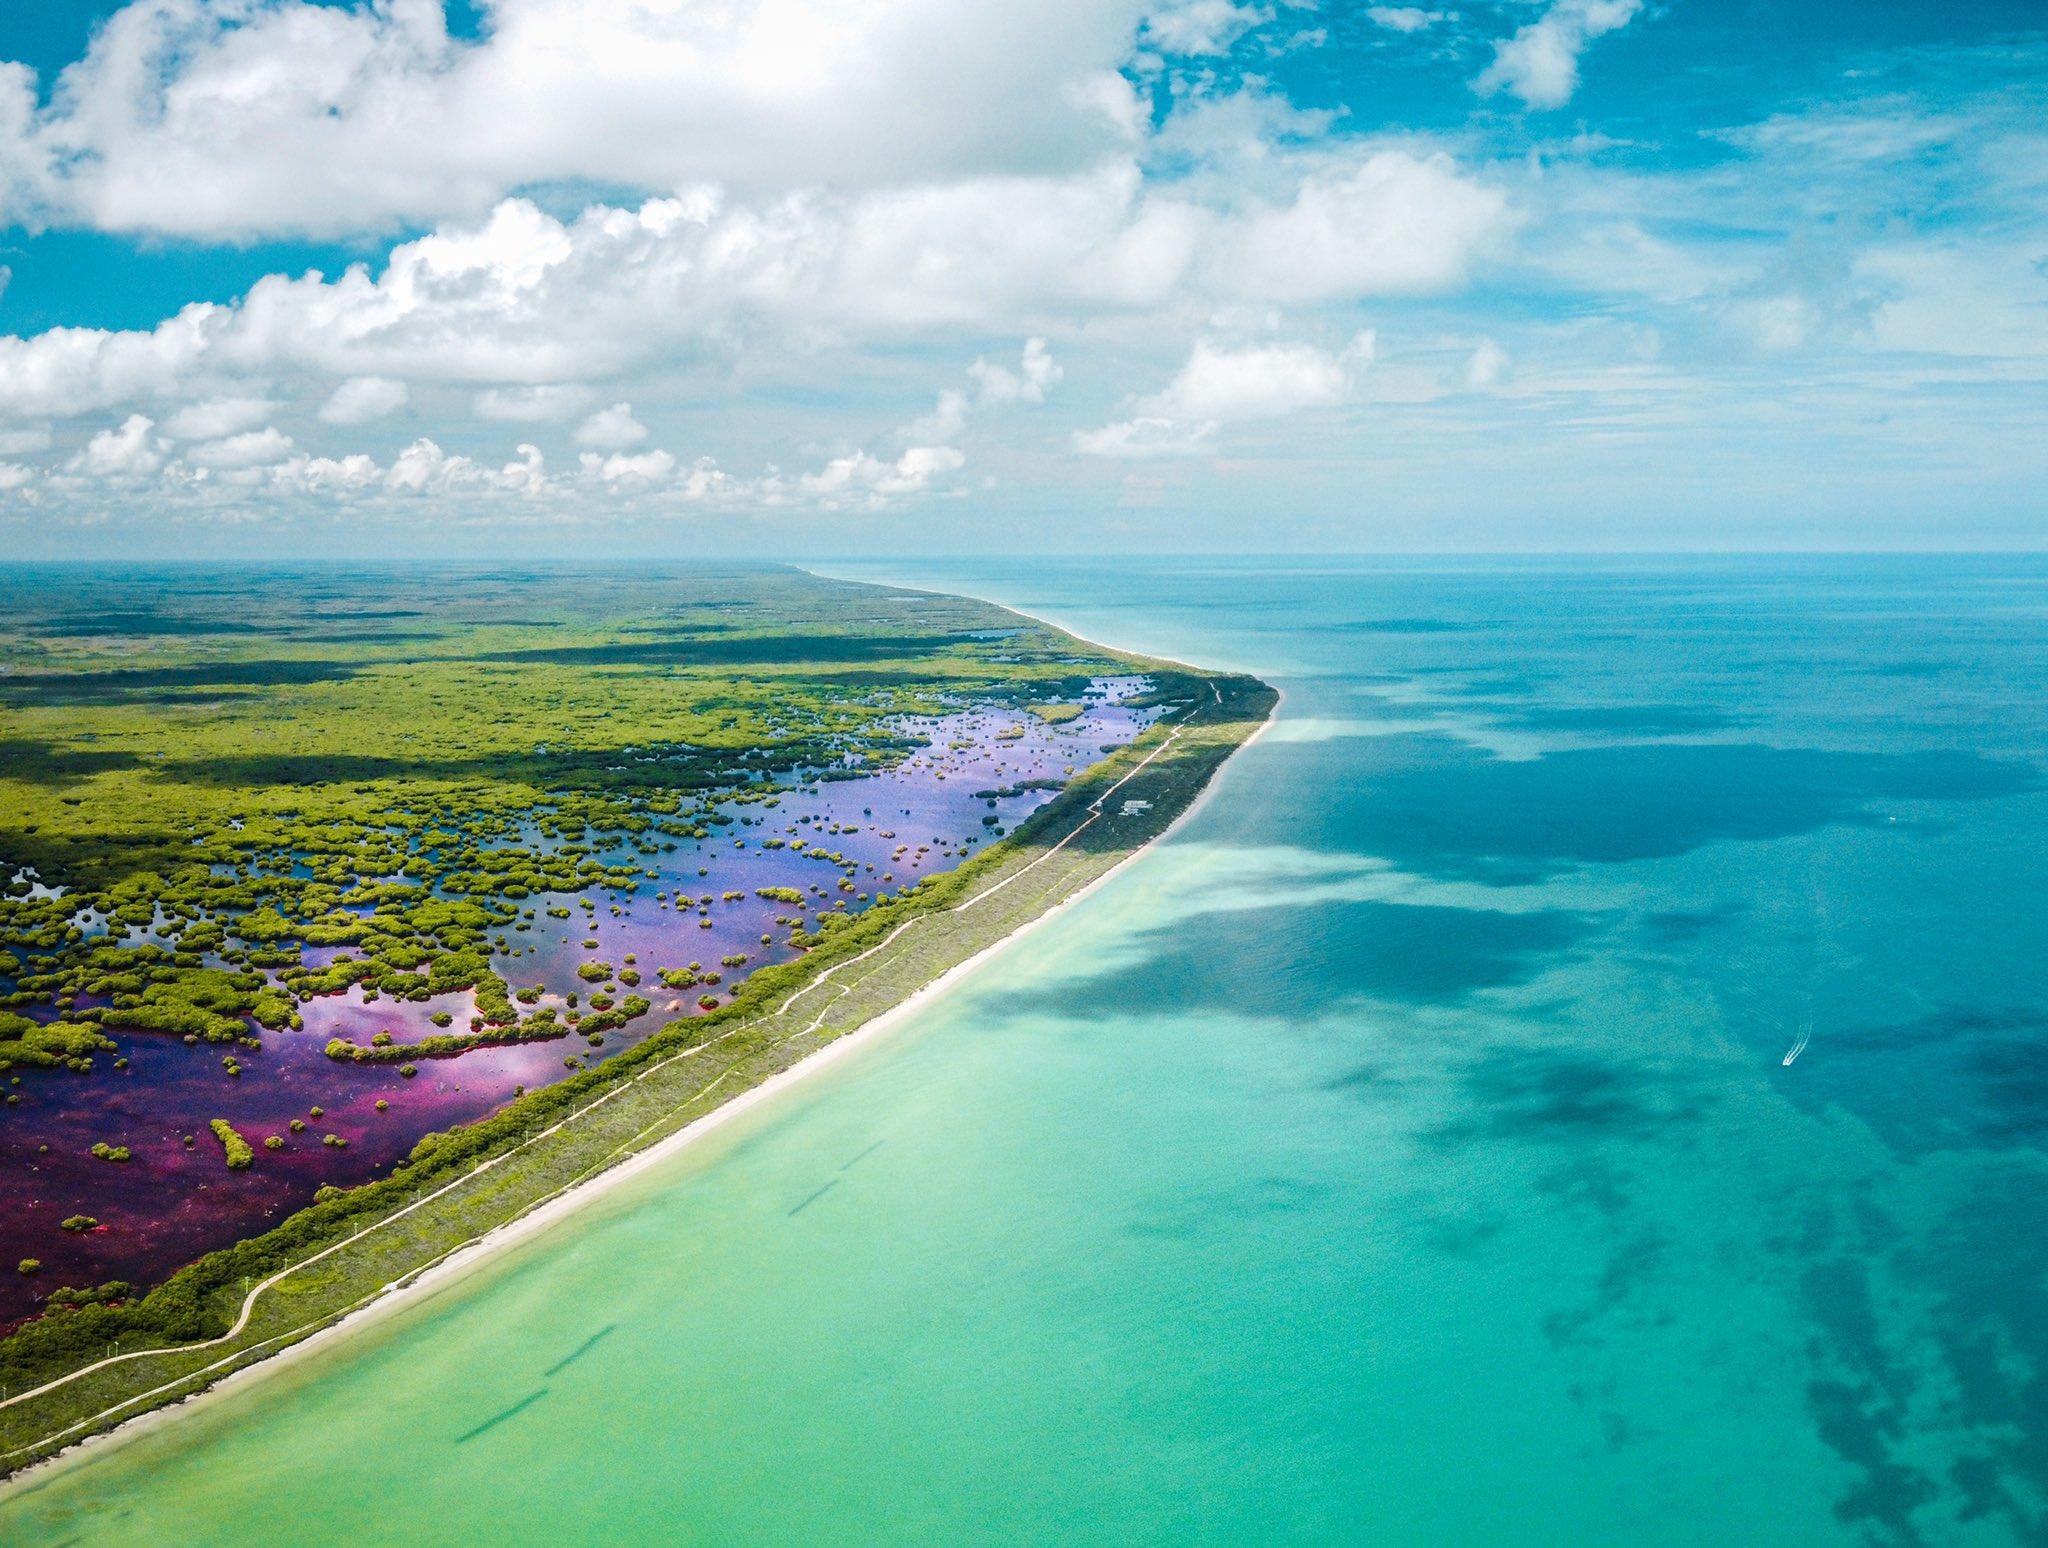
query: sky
[{"left": 0, "top": 0, "right": 2043, "bottom": 557}]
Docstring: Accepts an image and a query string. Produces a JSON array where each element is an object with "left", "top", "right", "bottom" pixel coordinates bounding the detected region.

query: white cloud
[
  {"left": 473, "top": 384, "right": 592, "bottom": 422},
  {"left": 799, "top": 445, "right": 967, "bottom": 504},
  {"left": 0, "top": 0, "right": 1153, "bottom": 240},
  {"left": 970, "top": 337, "right": 1063, "bottom": 405},
  {"left": 902, "top": 338, "right": 1064, "bottom": 444},
  {"left": 271, "top": 452, "right": 383, "bottom": 494},
  {"left": 1079, "top": 331, "right": 1374, "bottom": 456},
  {"left": 1144, "top": 332, "right": 1374, "bottom": 420},
  {"left": 0, "top": 309, "right": 214, "bottom": 419},
  {"left": 1141, "top": 2, "right": 1272, "bottom": 57},
  {"left": 574, "top": 403, "right": 649, "bottom": 449},
  {"left": 1466, "top": 338, "right": 1511, "bottom": 388},
  {"left": 0, "top": 461, "right": 35, "bottom": 493},
  {"left": 0, "top": 147, "right": 1504, "bottom": 426},
  {"left": 1072, "top": 415, "right": 1217, "bottom": 458},
  {"left": 67, "top": 414, "right": 166, "bottom": 479},
  {"left": 384, "top": 438, "right": 551, "bottom": 497},
  {"left": 35, "top": 418, "right": 978, "bottom": 517},
  {"left": 1216, "top": 153, "right": 1512, "bottom": 301},
  {"left": 0, "top": 426, "right": 50, "bottom": 455},
  {"left": 579, "top": 448, "right": 677, "bottom": 488},
  {"left": 903, "top": 389, "right": 972, "bottom": 446},
  {"left": 319, "top": 376, "right": 409, "bottom": 425},
  {"left": 1475, "top": 0, "right": 1642, "bottom": 111},
  {"left": 187, "top": 426, "right": 295, "bottom": 469},
  {"left": 163, "top": 396, "right": 277, "bottom": 441},
  {"left": 1366, "top": 7, "right": 1450, "bottom": 33}
]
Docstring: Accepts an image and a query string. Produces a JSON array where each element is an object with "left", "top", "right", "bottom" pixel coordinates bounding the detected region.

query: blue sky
[{"left": 0, "top": 0, "right": 2042, "bottom": 556}]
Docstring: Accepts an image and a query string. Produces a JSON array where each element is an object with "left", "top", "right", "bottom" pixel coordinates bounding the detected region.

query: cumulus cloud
[
  {"left": 902, "top": 339, "right": 1063, "bottom": 445},
  {"left": 970, "top": 337, "right": 1063, "bottom": 405},
  {"left": 1475, "top": 0, "right": 1642, "bottom": 111},
  {"left": 0, "top": 309, "right": 214, "bottom": 419},
  {"left": 0, "top": 147, "right": 1505, "bottom": 425},
  {"left": 902, "top": 389, "right": 972, "bottom": 446},
  {"left": 0, "top": 0, "right": 1152, "bottom": 240},
  {"left": 163, "top": 396, "right": 277, "bottom": 441},
  {"left": 1079, "top": 332, "right": 1374, "bottom": 455},
  {"left": 1147, "top": 333, "right": 1374, "bottom": 420},
  {"left": 800, "top": 445, "right": 967, "bottom": 505},
  {"left": 384, "top": 439, "right": 550, "bottom": 497},
  {"left": 67, "top": 414, "right": 166, "bottom": 480},
  {"left": 30, "top": 408, "right": 980, "bottom": 518},
  {"left": 1215, "top": 153, "right": 1512, "bottom": 300},
  {"left": 579, "top": 448, "right": 676, "bottom": 488},
  {"left": 0, "top": 5, "right": 1547, "bottom": 531},
  {"left": 270, "top": 452, "right": 382, "bottom": 493},
  {"left": 187, "top": 426, "right": 296, "bottom": 469},
  {"left": 573, "top": 403, "right": 649, "bottom": 449},
  {"left": 319, "top": 376, "right": 409, "bottom": 425}
]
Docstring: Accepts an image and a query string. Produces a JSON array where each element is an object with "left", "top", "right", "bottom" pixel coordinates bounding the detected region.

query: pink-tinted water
[{"left": 0, "top": 686, "right": 1156, "bottom": 1320}]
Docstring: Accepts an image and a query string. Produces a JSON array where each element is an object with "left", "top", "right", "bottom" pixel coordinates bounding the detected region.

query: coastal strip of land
[{"left": 0, "top": 624, "right": 1274, "bottom": 1487}]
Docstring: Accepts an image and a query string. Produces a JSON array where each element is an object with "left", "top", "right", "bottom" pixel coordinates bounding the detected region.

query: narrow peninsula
[{"left": 0, "top": 563, "right": 1273, "bottom": 1478}]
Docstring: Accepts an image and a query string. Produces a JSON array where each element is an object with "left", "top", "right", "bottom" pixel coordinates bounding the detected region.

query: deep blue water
[{"left": 5, "top": 555, "right": 2046, "bottom": 1545}]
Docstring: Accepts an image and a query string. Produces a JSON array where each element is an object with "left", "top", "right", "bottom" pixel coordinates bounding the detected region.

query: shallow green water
[{"left": 8, "top": 556, "right": 2047, "bottom": 1545}]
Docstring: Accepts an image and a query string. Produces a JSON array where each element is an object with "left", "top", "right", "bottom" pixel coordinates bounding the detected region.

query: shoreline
[{"left": 0, "top": 598, "right": 1279, "bottom": 1497}]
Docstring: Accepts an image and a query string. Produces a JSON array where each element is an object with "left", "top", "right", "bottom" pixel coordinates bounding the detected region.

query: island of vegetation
[{"left": 0, "top": 561, "right": 1272, "bottom": 1480}]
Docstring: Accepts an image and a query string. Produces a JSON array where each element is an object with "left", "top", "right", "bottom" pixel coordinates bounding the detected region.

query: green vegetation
[
  {"left": 0, "top": 564, "right": 1133, "bottom": 1113},
  {"left": 0, "top": 1013, "right": 114, "bottom": 1074},
  {"left": 208, "top": 1119, "right": 254, "bottom": 1171},
  {"left": 1028, "top": 702, "right": 1086, "bottom": 724},
  {"left": 0, "top": 560, "right": 1274, "bottom": 1480}
]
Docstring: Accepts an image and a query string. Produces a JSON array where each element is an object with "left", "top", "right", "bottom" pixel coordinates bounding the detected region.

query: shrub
[{"left": 209, "top": 1118, "right": 254, "bottom": 1170}]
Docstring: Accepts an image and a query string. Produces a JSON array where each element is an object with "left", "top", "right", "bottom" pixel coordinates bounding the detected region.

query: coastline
[{"left": 0, "top": 599, "right": 1278, "bottom": 1496}]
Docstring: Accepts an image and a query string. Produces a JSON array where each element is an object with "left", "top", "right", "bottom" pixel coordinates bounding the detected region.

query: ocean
[{"left": 6, "top": 555, "right": 2046, "bottom": 1545}]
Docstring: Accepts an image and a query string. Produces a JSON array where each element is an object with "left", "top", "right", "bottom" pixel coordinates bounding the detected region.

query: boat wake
[{"left": 1781, "top": 1016, "right": 1812, "bottom": 1067}]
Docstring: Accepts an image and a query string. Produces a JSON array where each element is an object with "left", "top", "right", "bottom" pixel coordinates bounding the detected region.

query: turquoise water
[{"left": 7, "top": 556, "right": 2047, "bottom": 1545}]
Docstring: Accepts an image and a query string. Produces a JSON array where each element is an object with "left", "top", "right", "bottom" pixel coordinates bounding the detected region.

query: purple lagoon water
[{"left": 0, "top": 682, "right": 1157, "bottom": 1323}]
